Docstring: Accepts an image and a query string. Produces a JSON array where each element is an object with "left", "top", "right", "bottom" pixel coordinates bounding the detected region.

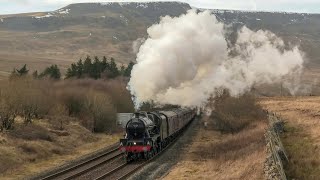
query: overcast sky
[{"left": 1, "top": 0, "right": 320, "bottom": 15}]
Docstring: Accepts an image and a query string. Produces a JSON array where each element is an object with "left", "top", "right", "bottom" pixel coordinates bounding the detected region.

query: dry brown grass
[
  {"left": 0, "top": 119, "right": 121, "bottom": 179},
  {"left": 163, "top": 118, "right": 267, "bottom": 180},
  {"left": 9, "top": 123, "right": 53, "bottom": 141},
  {"left": 196, "top": 123, "right": 266, "bottom": 161},
  {"left": 260, "top": 96, "right": 320, "bottom": 179}
]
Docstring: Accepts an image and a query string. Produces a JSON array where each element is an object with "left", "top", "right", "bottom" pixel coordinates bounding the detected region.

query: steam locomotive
[{"left": 119, "top": 108, "right": 196, "bottom": 161}]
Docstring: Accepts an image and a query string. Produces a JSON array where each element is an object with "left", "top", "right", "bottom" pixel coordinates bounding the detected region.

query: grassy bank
[
  {"left": 260, "top": 97, "right": 320, "bottom": 179},
  {"left": 163, "top": 92, "right": 267, "bottom": 179},
  {"left": 282, "top": 124, "right": 320, "bottom": 179},
  {"left": 163, "top": 118, "right": 267, "bottom": 179}
]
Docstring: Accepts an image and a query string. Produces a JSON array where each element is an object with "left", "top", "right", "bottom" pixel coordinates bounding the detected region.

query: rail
[{"left": 38, "top": 144, "right": 120, "bottom": 180}]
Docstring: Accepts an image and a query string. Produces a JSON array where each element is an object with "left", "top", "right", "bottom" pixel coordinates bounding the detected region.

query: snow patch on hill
[
  {"left": 33, "top": 8, "right": 70, "bottom": 19},
  {"left": 57, "top": 8, "right": 70, "bottom": 14},
  {"left": 119, "top": 14, "right": 129, "bottom": 25},
  {"left": 211, "top": 9, "right": 313, "bottom": 15},
  {"left": 34, "top": 13, "right": 54, "bottom": 19},
  {"left": 100, "top": 1, "right": 187, "bottom": 8},
  {"left": 136, "top": 3, "right": 148, "bottom": 8}
]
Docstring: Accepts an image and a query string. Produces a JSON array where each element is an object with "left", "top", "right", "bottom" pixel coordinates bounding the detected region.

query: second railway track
[{"left": 41, "top": 144, "right": 123, "bottom": 180}]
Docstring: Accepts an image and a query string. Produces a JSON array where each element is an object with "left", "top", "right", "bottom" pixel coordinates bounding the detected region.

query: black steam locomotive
[{"left": 119, "top": 108, "right": 196, "bottom": 161}]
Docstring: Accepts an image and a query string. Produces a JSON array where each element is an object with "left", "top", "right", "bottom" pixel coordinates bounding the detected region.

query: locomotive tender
[{"left": 119, "top": 108, "right": 196, "bottom": 161}]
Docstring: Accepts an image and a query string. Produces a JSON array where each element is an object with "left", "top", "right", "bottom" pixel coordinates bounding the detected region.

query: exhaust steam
[{"left": 128, "top": 10, "right": 305, "bottom": 108}]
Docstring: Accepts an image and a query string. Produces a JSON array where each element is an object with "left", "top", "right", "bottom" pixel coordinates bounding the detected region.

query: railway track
[
  {"left": 40, "top": 144, "right": 123, "bottom": 180},
  {"left": 94, "top": 119, "right": 195, "bottom": 180}
]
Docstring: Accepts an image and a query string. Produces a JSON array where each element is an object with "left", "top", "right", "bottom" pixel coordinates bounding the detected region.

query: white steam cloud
[{"left": 128, "top": 10, "right": 304, "bottom": 107}]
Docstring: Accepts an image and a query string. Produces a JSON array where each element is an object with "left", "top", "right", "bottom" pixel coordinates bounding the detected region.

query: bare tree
[
  {"left": 84, "top": 91, "right": 116, "bottom": 133},
  {"left": 50, "top": 104, "right": 68, "bottom": 130},
  {"left": 0, "top": 82, "right": 20, "bottom": 131}
]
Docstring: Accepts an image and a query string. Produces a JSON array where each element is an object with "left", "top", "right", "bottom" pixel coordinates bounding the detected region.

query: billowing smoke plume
[{"left": 128, "top": 10, "right": 304, "bottom": 108}]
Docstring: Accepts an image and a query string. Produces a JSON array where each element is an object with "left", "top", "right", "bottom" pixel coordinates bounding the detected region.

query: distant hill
[
  {"left": 0, "top": 2, "right": 190, "bottom": 31},
  {"left": 0, "top": 2, "right": 190, "bottom": 77},
  {"left": 1, "top": 1, "right": 320, "bottom": 87}
]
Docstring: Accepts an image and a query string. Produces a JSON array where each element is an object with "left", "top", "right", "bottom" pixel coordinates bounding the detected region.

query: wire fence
[{"left": 264, "top": 113, "right": 288, "bottom": 180}]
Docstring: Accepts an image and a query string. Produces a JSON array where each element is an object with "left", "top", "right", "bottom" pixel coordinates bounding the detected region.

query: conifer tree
[
  {"left": 109, "top": 57, "right": 119, "bottom": 78},
  {"left": 124, "top": 61, "right": 134, "bottom": 77},
  {"left": 66, "top": 63, "right": 77, "bottom": 79},
  {"left": 120, "top": 64, "right": 125, "bottom": 76},
  {"left": 76, "top": 58, "right": 83, "bottom": 78},
  {"left": 101, "top": 56, "right": 109, "bottom": 72},
  {"left": 40, "top": 64, "right": 61, "bottom": 80},
  {"left": 83, "top": 56, "right": 92, "bottom": 76},
  {"left": 16, "top": 64, "right": 29, "bottom": 76},
  {"left": 91, "top": 56, "right": 101, "bottom": 79}
]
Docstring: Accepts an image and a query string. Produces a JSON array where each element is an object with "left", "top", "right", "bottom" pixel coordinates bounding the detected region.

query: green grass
[{"left": 281, "top": 124, "right": 320, "bottom": 180}]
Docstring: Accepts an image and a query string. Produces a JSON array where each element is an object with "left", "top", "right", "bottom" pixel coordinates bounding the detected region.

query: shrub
[
  {"left": 103, "top": 78, "right": 134, "bottom": 113},
  {"left": 0, "top": 80, "right": 21, "bottom": 131},
  {"left": 48, "top": 104, "right": 69, "bottom": 130},
  {"left": 209, "top": 90, "right": 266, "bottom": 133},
  {"left": 84, "top": 91, "right": 117, "bottom": 133},
  {"left": 56, "top": 78, "right": 134, "bottom": 113},
  {"left": 9, "top": 124, "right": 52, "bottom": 141},
  {"left": 0, "top": 100, "right": 17, "bottom": 131},
  {"left": 1, "top": 78, "right": 53, "bottom": 124},
  {"left": 19, "top": 143, "right": 37, "bottom": 154},
  {"left": 53, "top": 79, "right": 129, "bottom": 132},
  {"left": 54, "top": 86, "right": 86, "bottom": 116}
]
